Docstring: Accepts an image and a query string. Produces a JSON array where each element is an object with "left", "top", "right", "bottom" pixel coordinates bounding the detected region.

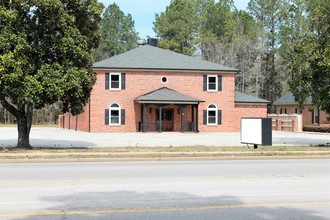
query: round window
[{"left": 161, "top": 76, "right": 168, "bottom": 83}]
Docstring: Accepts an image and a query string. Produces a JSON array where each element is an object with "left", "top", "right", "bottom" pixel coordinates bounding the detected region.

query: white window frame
[
  {"left": 109, "top": 103, "right": 121, "bottom": 125},
  {"left": 313, "top": 108, "right": 319, "bottom": 124},
  {"left": 207, "top": 104, "right": 218, "bottom": 125},
  {"left": 110, "top": 73, "right": 121, "bottom": 90},
  {"left": 207, "top": 75, "right": 218, "bottom": 92}
]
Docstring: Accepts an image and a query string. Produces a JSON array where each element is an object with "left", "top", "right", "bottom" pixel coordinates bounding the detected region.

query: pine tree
[
  {"left": 92, "top": 3, "right": 138, "bottom": 62},
  {"left": 248, "top": 0, "right": 287, "bottom": 103},
  {"left": 153, "top": 0, "right": 198, "bottom": 55}
]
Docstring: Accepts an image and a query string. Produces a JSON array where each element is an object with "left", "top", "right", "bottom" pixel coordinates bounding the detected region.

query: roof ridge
[
  {"left": 93, "top": 45, "right": 239, "bottom": 72},
  {"left": 134, "top": 87, "right": 169, "bottom": 100},
  {"left": 134, "top": 86, "right": 204, "bottom": 103},
  {"left": 274, "top": 92, "right": 313, "bottom": 104},
  {"left": 235, "top": 91, "right": 270, "bottom": 103}
]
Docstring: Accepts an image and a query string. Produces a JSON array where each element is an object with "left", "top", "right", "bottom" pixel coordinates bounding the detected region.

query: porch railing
[
  {"left": 183, "top": 122, "right": 196, "bottom": 132},
  {"left": 138, "top": 122, "right": 196, "bottom": 132}
]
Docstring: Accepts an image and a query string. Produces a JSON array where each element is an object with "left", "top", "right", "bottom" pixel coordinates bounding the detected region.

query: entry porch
[{"left": 135, "top": 87, "right": 204, "bottom": 133}]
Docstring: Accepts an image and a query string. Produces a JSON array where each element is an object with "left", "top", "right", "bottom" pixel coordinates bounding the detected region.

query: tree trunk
[
  {"left": 0, "top": 97, "right": 33, "bottom": 148},
  {"left": 16, "top": 104, "right": 33, "bottom": 149}
]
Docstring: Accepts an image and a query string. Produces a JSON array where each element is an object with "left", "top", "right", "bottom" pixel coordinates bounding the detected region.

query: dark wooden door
[{"left": 163, "top": 109, "right": 174, "bottom": 131}]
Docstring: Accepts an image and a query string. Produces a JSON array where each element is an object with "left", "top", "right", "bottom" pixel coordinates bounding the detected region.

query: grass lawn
[{"left": 1, "top": 146, "right": 330, "bottom": 162}]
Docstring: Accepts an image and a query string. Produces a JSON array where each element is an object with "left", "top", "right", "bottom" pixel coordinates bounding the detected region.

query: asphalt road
[
  {"left": 1, "top": 159, "right": 330, "bottom": 220},
  {"left": 0, "top": 127, "right": 330, "bottom": 147}
]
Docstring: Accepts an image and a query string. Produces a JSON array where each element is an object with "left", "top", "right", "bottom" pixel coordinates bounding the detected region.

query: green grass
[
  {"left": 3, "top": 145, "right": 330, "bottom": 153},
  {"left": 1, "top": 145, "right": 330, "bottom": 161}
]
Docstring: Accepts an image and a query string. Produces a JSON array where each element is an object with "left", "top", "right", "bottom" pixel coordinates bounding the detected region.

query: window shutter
[
  {"left": 203, "top": 110, "right": 207, "bottom": 125},
  {"left": 121, "top": 73, "right": 126, "bottom": 90},
  {"left": 218, "top": 75, "right": 222, "bottom": 91},
  {"left": 217, "top": 110, "right": 222, "bottom": 125},
  {"left": 203, "top": 75, "right": 207, "bottom": 91},
  {"left": 105, "top": 109, "right": 109, "bottom": 125},
  {"left": 121, "top": 109, "right": 125, "bottom": 125},
  {"left": 105, "top": 73, "right": 109, "bottom": 90}
]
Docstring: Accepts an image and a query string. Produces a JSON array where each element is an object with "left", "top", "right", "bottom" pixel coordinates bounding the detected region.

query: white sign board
[{"left": 241, "top": 118, "right": 263, "bottom": 145}]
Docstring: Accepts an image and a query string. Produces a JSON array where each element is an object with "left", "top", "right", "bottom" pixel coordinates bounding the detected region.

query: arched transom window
[
  {"left": 207, "top": 104, "right": 217, "bottom": 125},
  {"left": 110, "top": 103, "right": 121, "bottom": 125}
]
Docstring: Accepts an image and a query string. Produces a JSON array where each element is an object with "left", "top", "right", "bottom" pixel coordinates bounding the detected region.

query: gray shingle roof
[
  {"left": 93, "top": 45, "right": 238, "bottom": 72},
  {"left": 235, "top": 91, "right": 270, "bottom": 104},
  {"left": 274, "top": 92, "right": 312, "bottom": 105},
  {"left": 135, "top": 87, "right": 204, "bottom": 103}
]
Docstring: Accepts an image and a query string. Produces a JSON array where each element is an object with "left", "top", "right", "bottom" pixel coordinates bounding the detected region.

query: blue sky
[{"left": 99, "top": 0, "right": 249, "bottom": 39}]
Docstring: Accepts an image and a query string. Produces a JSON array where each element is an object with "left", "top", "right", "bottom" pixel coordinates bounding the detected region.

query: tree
[
  {"left": 289, "top": 0, "right": 330, "bottom": 116},
  {"left": 199, "top": 0, "right": 236, "bottom": 63},
  {"left": 92, "top": 3, "right": 138, "bottom": 62},
  {"left": 278, "top": 0, "right": 308, "bottom": 93},
  {"left": 199, "top": 1, "right": 259, "bottom": 94},
  {"left": 153, "top": 0, "right": 198, "bottom": 55},
  {"left": 0, "top": 0, "right": 103, "bottom": 148},
  {"left": 233, "top": 10, "right": 259, "bottom": 93},
  {"left": 248, "top": 0, "right": 286, "bottom": 103}
]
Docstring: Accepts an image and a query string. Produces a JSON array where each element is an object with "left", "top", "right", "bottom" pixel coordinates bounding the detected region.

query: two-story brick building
[{"left": 59, "top": 44, "right": 270, "bottom": 132}]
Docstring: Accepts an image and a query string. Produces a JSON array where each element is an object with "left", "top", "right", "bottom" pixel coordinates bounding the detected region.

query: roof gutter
[
  {"left": 135, "top": 100, "right": 205, "bottom": 104},
  {"left": 92, "top": 67, "right": 239, "bottom": 73}
]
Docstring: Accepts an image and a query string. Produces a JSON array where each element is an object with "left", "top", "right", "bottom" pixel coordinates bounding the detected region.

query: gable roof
[
  {"left": 274, "top": 92, "right": 312, "bottom": 105},
  {"left": 93, "top": 45, "right": 238, "bottom": 72},
  {"left": 135, "top": 87, "right": 204, "bottom": 104},
  {"left": 235, "top": 91, "right": 270, "bottom": 104}
]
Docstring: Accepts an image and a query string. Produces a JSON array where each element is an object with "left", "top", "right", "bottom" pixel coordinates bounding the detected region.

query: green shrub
[{"left": 303, "top": 126, "right": 330, "bottom": 133}]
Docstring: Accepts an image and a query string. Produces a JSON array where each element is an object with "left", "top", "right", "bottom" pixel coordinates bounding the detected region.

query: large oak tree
[{"left": 0, "top": 0, "right": 103, "bottom": 148}]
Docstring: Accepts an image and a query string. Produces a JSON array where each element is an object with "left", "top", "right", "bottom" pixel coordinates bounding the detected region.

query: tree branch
[{"left": 0, "top": 95, "right": 18, "bottom": 118}]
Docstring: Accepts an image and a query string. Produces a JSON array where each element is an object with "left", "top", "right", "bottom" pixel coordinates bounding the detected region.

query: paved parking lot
[{"left": 0, "top": 127, "right": 329, "bottom": 148}]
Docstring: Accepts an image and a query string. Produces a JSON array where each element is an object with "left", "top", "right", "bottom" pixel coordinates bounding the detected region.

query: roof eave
[
  {"left": 92, "top": 67, "right": 239, "bottom": 73},
  {"left": 273, "top": 102, "right": 312, "bottom": 105},
  {"left": 135, "top": 100, "right": 205, "bottom": 104},
  {"left": 235, "top": 101, "right": 270, "bottom": 104}
]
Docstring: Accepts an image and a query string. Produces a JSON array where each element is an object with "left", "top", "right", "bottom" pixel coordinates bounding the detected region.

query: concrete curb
[{"left": 1, "top": 155, "right": 330, "bottom": 163}]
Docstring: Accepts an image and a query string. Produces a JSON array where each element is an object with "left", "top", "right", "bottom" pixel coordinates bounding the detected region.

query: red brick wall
[
  {"left": 89, "top": 70, "right": 237, "bottom": 132},
  {"left": 233, "top": 104, "right": 268, "bottom": 131},
  {"left": 59, "top": 103, "right": 90, "bottom": 132},
  {"left": 320, "top": 111, "right": 330, "bottom": 125},
  {"left": 76, "top": 103, "right": 90, "bottom": 132},
  {"left": 63, "top": 70, "right": 268, "bottom": 132}
]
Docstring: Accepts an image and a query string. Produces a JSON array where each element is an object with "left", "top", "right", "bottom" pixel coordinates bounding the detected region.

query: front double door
[{"left": 157, "top": 108, "right": 174, "bottom": 131}]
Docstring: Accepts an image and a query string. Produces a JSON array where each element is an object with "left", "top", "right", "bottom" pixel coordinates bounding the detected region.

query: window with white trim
[
  {"left": 110, "top": 73, "right": 121, "bottom": 90},
  {"left": 207, "top": 75, "right": 218, "bottom": 91},
  {"left": 280, "top": 108, "right": 287, "bottom": 114},
  {"left": 110, "top": 103, "right": 121, "bottom": 125},
  {"left": 207, "top": 104, "right": 217, "bottom": 125}
]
